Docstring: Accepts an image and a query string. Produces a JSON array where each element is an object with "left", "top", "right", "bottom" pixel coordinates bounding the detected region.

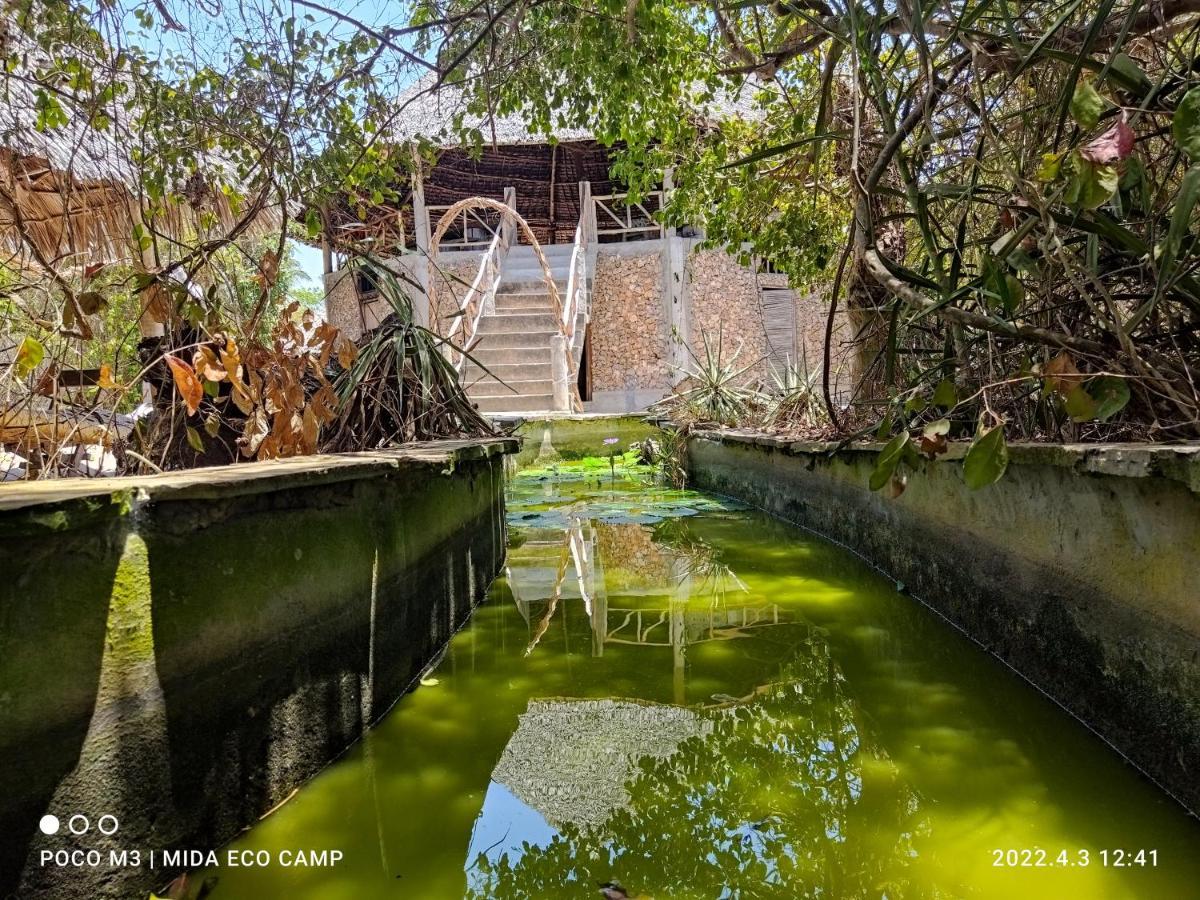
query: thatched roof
[
  {"left": 392, "top": 75, "right": 763, "bottom": 148},
  {"left": 0, "top": 18, "right": 277, "bottom": 265},
  {"left": 490, "top": 698, "right": 712, "bottom": 829}
]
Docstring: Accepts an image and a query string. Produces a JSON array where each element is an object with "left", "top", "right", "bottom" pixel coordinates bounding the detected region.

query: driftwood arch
[{"left": 428, "top": 196, "right": 563, "bottom": 324}]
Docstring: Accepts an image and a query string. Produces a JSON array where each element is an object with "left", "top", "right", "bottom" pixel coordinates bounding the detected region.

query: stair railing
[
  {"left": 439, "top": 189, "right": 516, "bottom": 372},
  {"left": 555, "top": 182, "right": 595, "bottom": 410}
]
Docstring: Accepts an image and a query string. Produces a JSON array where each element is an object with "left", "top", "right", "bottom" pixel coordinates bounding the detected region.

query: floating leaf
[
  {"left": 203, "top": 411, "right": 221, "bottom": 437},
  {"left": 870, "top": 432, "right": 910, "bottom": 492},
  {"left": 1090, "top": 375, "right": 1130, "bottom": 422},
  {"left": 185, "top": 425, "right": 205, "bottom": 452},
  {"left": 1069, "top": 81, "right": 1106, "bottom": 130},
  {"left": 963, "top": 424, "right": 1008, "bottom": 489},
  {"left": 15, "top": 336, "right": 44, "bottom": 377},
  {"left": 164, "top": 355, "right": 203, "bottom": 416}
]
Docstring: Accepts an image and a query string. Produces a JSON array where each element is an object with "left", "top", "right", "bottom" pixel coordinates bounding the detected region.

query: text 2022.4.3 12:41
[{"left": 992, "top": 849, "right": 1158, "bottom": 868}]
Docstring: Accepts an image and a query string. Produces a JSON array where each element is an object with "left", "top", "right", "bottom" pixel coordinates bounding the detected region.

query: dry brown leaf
[
  {"left": 336, "top": 335, "right": 358, "bottom": 369},
  {"left": 310, "top": 384, "right": 339, "bottom": 423},
  {"left": 301, "top": 404, "right": 320, "bottom": 454},
  {"left": 97, "top": 364, "right": 120, "bottom": 390},
  {"left": 253, "top": 250, "right": 281, "bottom": 293},
  {"left": 193, "top": 345, "right": 227, "bottom": 382},
  {"left": 165, "top": 355, "right": 203, "bottom": 416},
  {"left": 238, "top": 408, "right": 269, "bottom": 457},
  {"left": 1044, "top": 352, "right": 1083, "bottom": 395}
]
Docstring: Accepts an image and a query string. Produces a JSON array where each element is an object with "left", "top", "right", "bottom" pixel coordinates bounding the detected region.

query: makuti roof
[{"left": 391, "top": 74, "right": 764, "bottom": 148}]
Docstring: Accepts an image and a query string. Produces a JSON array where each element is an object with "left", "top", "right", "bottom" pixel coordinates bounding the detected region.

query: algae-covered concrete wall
[
  {"left": 686, "top": 432, "right": 1200, "bottom": 812},
  {"left": 511, "top": 414, "right": 661, "bottom": 468},
  {"left": 0, "top": 440, "right": 514, "bottom": 899}
]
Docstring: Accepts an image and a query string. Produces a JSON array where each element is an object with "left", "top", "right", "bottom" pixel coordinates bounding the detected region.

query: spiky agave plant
[
  {"left": 767, "top": 358, "right": 824, "bottom": 427},
  {"left": 324, "top": 257, "right": 497, "bottom": 448},
  {"left": 670, "top": 326, "right": 762, "bottom": 425}
]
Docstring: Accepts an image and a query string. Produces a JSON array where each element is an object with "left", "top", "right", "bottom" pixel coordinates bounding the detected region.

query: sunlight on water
[{"left": 198, "top": 462, "right": 1200, "bottom": 899}]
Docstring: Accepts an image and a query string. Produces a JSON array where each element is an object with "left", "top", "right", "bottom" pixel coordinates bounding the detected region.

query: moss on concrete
[{"left": 687, "top": 431, "right": 1200, "bottom": 813}]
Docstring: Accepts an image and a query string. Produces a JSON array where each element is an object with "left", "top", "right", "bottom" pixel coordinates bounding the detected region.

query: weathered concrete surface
[
  {"left": 508, "top": 414, "right": 660, "bottom": 468},
  {"left": 0, "top": 439, "right": 515, "bottom": 899},
  {"left": 687, "top": 431, "right": 1200, "bottom": 812}
]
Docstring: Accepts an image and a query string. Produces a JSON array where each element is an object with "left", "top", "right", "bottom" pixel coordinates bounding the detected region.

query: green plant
[
  {"left": 767, "top": 360, "right": 824, "bottom": 428},
  {"left": 668, "top": 327, "right": 762, "bottom": 426},
  {"left": 324, "top": 259, "right": 497, "bottom": 448}
]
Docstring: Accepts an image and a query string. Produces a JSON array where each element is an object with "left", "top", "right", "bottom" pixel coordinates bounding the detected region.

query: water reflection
[{"left": 199, "top": 465, "right": 1200, "bottom": 900}]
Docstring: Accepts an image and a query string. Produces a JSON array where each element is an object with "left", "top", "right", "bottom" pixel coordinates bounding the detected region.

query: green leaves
[
  {"left": 980, "top": 256, "right": 1025, "bottom": 312},
  {"left": 1064, "top": 376, "right": 1130, "bottom": 422},
  {"left": 1065, "top": 157, "right": 1119, "bottom": 209},
  {"left": 869, "top": 432, "right": 921, "bottom": 496},
  {"left": 932, "top": 379, "right": 958, "bottom": 409},
  {"left": 963, "top": 424, "right": 1009, "bottom": 490},
  {"left": 15, "top": 337, "right": 44, "bottom": 377},
  {"left": 1173, "top": 88, "right": 1200, "bottom": 160},
  {"left": 1090, "top": 376, "right": 1131, "bottom": 422},
  {"left": 1069, "top": 81, "right": 1105, "bottom": 130}
]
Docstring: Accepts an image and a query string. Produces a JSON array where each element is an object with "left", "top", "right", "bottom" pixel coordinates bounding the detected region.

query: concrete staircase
[{"left": 462, "top": 244, "right": 573, "bottom": 414}]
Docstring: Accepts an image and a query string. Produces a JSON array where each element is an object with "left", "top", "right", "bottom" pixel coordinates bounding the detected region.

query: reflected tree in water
[{"left": 467, "top": 642, "right": 931, "bottom": 899}]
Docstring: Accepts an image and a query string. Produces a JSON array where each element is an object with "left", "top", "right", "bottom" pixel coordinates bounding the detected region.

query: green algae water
[{"left": 197, "top": 461, "right": 1200, "bottom": 899}]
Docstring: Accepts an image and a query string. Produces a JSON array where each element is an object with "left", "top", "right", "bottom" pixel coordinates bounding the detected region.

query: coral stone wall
[
  {"left": 686, "top": 248, "right": 770, "bottom": 382},
  {"left": 589, "top": 251, "right": 670, "bottom": 392},
  {"left": 323, "top": 256, "right": 481, "bottom": 341}
]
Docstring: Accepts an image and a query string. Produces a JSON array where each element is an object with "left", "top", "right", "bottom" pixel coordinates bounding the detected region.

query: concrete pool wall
[
  {"left": 0, "top": 439, "right": 515, "bottom": 898},
  {"left": 686, "top": 431, "right": 1200, "bottom": 813}
]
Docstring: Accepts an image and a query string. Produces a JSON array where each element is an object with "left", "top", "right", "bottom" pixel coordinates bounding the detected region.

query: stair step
[
  {"left": 493, "top": 294, "right": 555, "bottom": 310},
  {"left": 468, "top": 378, "right": 555, "bottom": 398},
  {"left": 477, "top": 312, "right": 557, "bottom": 332},
  {"left": 508, "top": 245, "right": 574, "bottom": 258},
  {"left": 468, "top": 334, "right": 554, "bottom": 352},
  {"left": 463, "top": 362, "right": 552, "bottom": 382},
  {"left": 473, "top": 393, "right": 558, "bottom": 413},
  {"left": 493, "top": 305, "right": 558, "bottom": 317}
]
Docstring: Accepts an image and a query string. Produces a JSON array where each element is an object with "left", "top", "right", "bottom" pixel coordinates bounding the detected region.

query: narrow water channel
[{"left": 199, "top": 461, "right": 1200, "bottom": 899}]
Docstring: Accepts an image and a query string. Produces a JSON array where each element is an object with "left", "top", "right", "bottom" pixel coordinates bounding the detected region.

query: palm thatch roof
[
  {"left": 0, "top": 17, "right": 277, "bottom": 266},
  {"left": 490, "top": 698, "right": 712, "bottom": 829},
  {"left": 391, "top": 74, "right": 763, "bottom": 148}
]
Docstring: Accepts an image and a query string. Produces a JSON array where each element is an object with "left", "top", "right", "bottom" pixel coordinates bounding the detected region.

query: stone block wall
[
  {"left": 323, "top": 255, "right": 480, "bottom": 341},
  {"left": 589, "top": 251, "right": 670, "bottom": 392},
  {"left": 686, "top": 248, "right": 770, "bottom": 383}
]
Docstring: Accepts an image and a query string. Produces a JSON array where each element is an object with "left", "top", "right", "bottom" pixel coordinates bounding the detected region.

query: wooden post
[
  {"left": 548, "top": 145, "right": 557, "bottom": 241},
  {"left": 410, "top": 146, "right": 432, "bottom": 328}
]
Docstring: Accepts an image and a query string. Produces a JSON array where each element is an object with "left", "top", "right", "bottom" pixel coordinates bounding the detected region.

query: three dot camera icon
[{"left": 38, "top": 814, "right": 119, "bottom": 836}]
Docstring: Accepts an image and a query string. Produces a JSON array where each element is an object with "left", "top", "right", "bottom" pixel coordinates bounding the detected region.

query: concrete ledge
[
  {"left": 687, "top": 429, "right": 1200, "bottom": 812},
  {"left": 0, "top": 439, "right": 515, "bottom": 898}
]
